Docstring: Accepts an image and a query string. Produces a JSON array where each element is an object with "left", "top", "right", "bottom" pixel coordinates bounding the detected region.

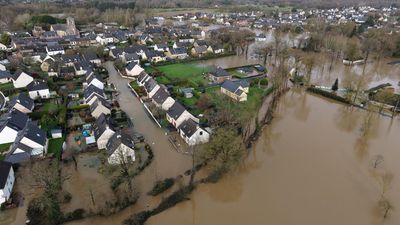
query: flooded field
[{"left": 147, "top": 89, "right": 400, "bottom": 225}]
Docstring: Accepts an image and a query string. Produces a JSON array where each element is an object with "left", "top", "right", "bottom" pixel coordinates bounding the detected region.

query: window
[{"left": 200, "top": 131, "right": 203, "bottom": 135}]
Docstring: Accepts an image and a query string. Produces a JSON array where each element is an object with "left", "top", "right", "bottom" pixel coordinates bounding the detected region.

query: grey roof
[
  {"left": 178, "top": 119, "right": 198, "bottom": 138},
  {"left": 106, "top": 131, "right": 134, "bottom": 156},
  {"left": 221, "top": 80, "right": 245, "bottom": 95},
  {"left": 155, "top": 43, "right": 168, "bottom": 49},
  {"left": 144, "top": 78, "right": 158, "bottom": 93},
  {"left": 210, "top": 67, "right": 230, "bottom": 77},
  {"left": 12, "top": 71, "right": 31, "bottom": 80},
  {"left": 94, "top": 114, "right": 116, "bottom": 140},
  {"left": 0, "top": 108, "right": 29, "bottom": 132},
  {"left": 170, "top": 47, "right": 187, "bottom": 55},
  {"left": 152, "top": 88, "right": 169, "bottom": 104},
  {"left": 126, "top": 61, "right": 139, "bottom": 71},
  {"left": 22, "top": 123, "right": 47, "bottom": 146},
  {"left": 167, "top": 102, "right": 186, "bottom": 120},
  {"left": 86, "top": 72, "right": 103, "bottom": 84},
  {"left": 83, "top": 52, "right": 99, "bottom": 62},
  {"left": 137, "top": 73, "right": 149, "bottom": 83},
  {"left": 90, "top": 98, "right": 110, "bottom": 114},
  {"left": 0, "top": 71, "right": 12, "bottom": 79},
  {"left": 5, "top": 143, "right": 32, "bottom": 164},
  {"left": 0, "top": 161, "right": 12, "bottom": 188},
  {"left": 27, "top": 80, "right": 49, "bottom": 92},
  {"left": 124, "top": 53, "right": 139, "bottom": 61},
  {"left": 61, "top": 54, "right": 82, "bottom": 63},
  {"left": 84, "top": 84, "right": 105, "bottom": 100},
  {"left": 194, "top": 45, "right": 208, "bottom": 54},
  {"left": 9, "top": 93, "right": 34, "bottom": 111}
]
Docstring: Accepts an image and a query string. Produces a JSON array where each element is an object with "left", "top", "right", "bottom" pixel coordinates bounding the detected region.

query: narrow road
[
  {"left": 104, "top": 61, "right": 191, "bottom": 178},
  {"left": 64, "top": 62, "right": 192, "bottom": 225}
]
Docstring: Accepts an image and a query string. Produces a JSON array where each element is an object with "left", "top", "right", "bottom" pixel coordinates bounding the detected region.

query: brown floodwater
[{"left": 147, "top": 89, "right": 400, "bottom": 225}]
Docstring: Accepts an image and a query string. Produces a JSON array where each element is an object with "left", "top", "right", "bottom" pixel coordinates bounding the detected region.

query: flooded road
[{"left": 147, "top": 89, "right": 400, "bottom": 225}]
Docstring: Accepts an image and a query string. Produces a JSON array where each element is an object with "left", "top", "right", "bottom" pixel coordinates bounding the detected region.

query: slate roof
[
  {"left": 5, "top": 143, "right": 31, "bottom": 164},
  {"left": 152, "top": 88, "right": 169, "bottom": 105},
  {"left": 209, "top": 67, "right": 230, "bottom": 77},
  {"left": 221, "top": 80, "right": 246, "bottom": 96},
  {"left": 94, "top": 114, "right": 116, "bottom": 140},
  {"left": 0, "top": 71, "right": 12, "bottom": 80},
  {"left": 126, "top": 61, "right": 139, "bottom": 71},
  {"left": 124, "top": 53, "right": 139, "bottom": 62},
  {"left": 87, "top": 72, "right": 104, "bottom": 84},
  {"left": 144, "top": 78, "right": 158, "bottom": 93},
  {"left": 12, "top": 71, "right": 30, "bottom": 80},
  {"left": 23, "top": 123, "right": 47, "bottom": 146},
  {"left": 137, "top": 73, "right": 149, "bottom": 83},
  {"left": 170, "top": 47, "right": 187, "bottom": 55},
  {"left": 90, "top": 98, "right": 111, "bottom": 114},
  {"left": 83, "top": 52, "right": 99, "bottom": 62},
  {"left": 61, "top": 54, "right": 82, "bottom": 63},
  {"left": 9, "top": 93, "right": 34, "bottom": 111},
  {"left": 194, "top": 45, "right": 208, "bottom": 54},
  {"left": 167, "top": 102, "right": 186, "bottom": 120},
  {"left": 84, "top": 84, "right": 105, "bottom": 100},
  {"left": 0, "top": 161, "right": 12, "bottom": 188},
  {"left": 106, "top": 131, "right": 134, "bottom": 156},
  {"left": 178, "top": 119, "right": 198, "bottom": 138},
  {"left": 27, "top": 80, "right": 49, "bottom": 92},
  {"left": 0, "top": 108, "right": 29, "bottom": 132}
]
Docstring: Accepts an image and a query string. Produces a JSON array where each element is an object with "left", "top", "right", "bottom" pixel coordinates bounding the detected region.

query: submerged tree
[
  {"left": 331, "top": 78, "right": 339, "bottom": 91},
  {"left": 200, "top": 127, "right": 245, "bottom": 173}
]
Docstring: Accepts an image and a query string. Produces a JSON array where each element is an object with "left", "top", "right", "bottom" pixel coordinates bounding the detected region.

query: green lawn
[
  {"left": 48, "top": 137, "right": 65, "bottom": 159},
  {"left": 0, "top": 82, "right": 14, "bottom": 91},
  {"left": 0, "top": 143, "right": 12, "bottom": 154},
  {"left": 155, "top": 64, "right": 210, "bottom": 87}
]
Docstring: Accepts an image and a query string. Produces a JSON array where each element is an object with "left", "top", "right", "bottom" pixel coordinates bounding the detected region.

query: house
[
  {"left": 166, "top": 101, "right": 197, "bottom": 128},
  {"left": 94, "top": 114, "right": 116, "bottom": 149},
  {"left": 84, "top": 85, "right": 106, "bottom": 105},
  {"left": 125, "top": 62, "right": 145, "bottom": 78},
  {"left": 0, "top": 109, "right": 29, "bottom": 144},
  {"left": 27, "top": 80, "right": 50, "bottom": 100},
  {"left": 136, "top": 72, "right": 150, "bottom": 87},
  {"left": 61, "top": 54, "right": 82, "bottom": 66},
  {"left": 6, "top": 123, "right": 48, "bottom": 164},
  {"left": 145, "top": 51, "right": 166, "bottom": 63},
  {"left": 255, "top": 33, "right": 267, "bottom": 41},
  {"left": 169, "top": 48, "right": 189, "bottom": 59},
  {"left": 12, "top": 71, "right": 33, "bottom": 88},
  {"left": 0, "top": 71, "right": 12, "bottom": 84},
  {"left": 208, "top": 67, "right": 231, "bottom": 83},
  {"left": 151, "top": 87, "right": 175, "bottom": 111},
  {"left": 144, "top": 78, "right": 160, "bottom": 98},
  {"left": 220, "top": 80, "right": 249, "bottom": 102},
  {"left": 59, "top": 66, "right": 75, "bottom": 78},
  {"left": 96, "top": 33, "right": 114, "bottom": 45},
  {"left": 83, "top": 52, "right": 101, "bottom": 66},
  {"left": 0, "top": 64, "right": 6, "bottom": 71},
  {"left": 211, "top": 44, "right": 225, "bottom": 54},
  {"left": 178, "top": 119, "right": 210, "bottom": 146},
  {"left": 122, "top": 53, "right": 140, "bottom": 64},
  {"left": 9, "top": 93, "right": 34, "bottom": 113},
  {"left": 73, "top": 62, "right": 89, "bottom": 76},
  {"left": 46, "top": 44, "right": 65, "bottom": 56},
  {"left": 173, "top": 41, "right": 191, "bottom": 49},
  {"left": 0, "top": 161, "right": 15, "bottom": 204},
  {"left": 86, "top": 72, "right": 104, "bottom": 90},
  {"left": 154, "top": 43, "right": 169, "bottom": 52},
  {"left": 106, "top": 132, "right": 135, "bottom": 164},
  {"left": 89, "top": 98, "right": 111, "bottom": 118},
  {"left": 191, "top": 45, "right": 212, "bottom": 56}
]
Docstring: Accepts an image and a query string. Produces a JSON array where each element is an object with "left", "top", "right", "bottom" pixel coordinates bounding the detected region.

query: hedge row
[{"left": 307, "top": 87, "right": 351, "bottom": 104}]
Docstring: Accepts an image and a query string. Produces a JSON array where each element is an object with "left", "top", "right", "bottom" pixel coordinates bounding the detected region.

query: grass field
[
  {"left": 48, "top": 137, "right": 65, "bottom": 159},
  {"left": 155, "top": 64, "right": 210, "bottom": 87}
]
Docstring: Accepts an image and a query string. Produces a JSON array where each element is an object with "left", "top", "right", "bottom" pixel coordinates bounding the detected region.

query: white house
[
  {"left": 125, "top": 62, "right": 144, "bottom": 78},
  {"left": 166, "top": 102, "right": 197, "bottom": 128},
  {"left": 46, "top": 44, "right": 65, "bottom": 56},
  {"left": 12, "top": 71, "right": 34, "bottom": 88},
  {"left": 94, "top": 114, "right": 116, "bottom": 149},
  {"left": 90, "top": 98, "right": 111, "bottom": 118},
  {"left": 0, "top": 71, "right": 12, "bottom": 84},
  {"left": 154, "top": 43, "right": 169, "bottom": 52},
  {"left": 106, "top": 132, "right": 135, "bottom": 164},
  {"left": 143, "top": 78, "right": 160, "bottom": 98},
  {"left": 86, "top": 72, "right": 104, "bottom": 90},
  {"left": 9, "top": 93, "right": 34, "bottom": 113},
  {"left": 220, "top": 80, "right": 249, "bottom": 102},
  {"left": 178, "top": 119, "right": 210, "bottom": 146},
  {"left": 84, "top": 85, "right": 106, "bottom": 105},
  {"left": 0, "top": 161, "right": 15, "bottom": 204},
  {"left": 27, "top": 80, "right": 50, "bottom": 100},
  {"left": 17, "top": 123, "right": 48, "bottom": 155},
  {"left": 0, "top": 109, "right": 29, "bottom": 144},
  {"left": 96, "top": 33, "right": 114, "bottom": 45},
  {"left": 151, "top": 88, "right": 175, "bottom": 111}
]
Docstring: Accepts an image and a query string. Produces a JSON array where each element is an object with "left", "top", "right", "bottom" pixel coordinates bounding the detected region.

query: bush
[
  {"left": 63, "top": 192, "right": 72, "bottom": 203},
  {"left": 147, "top": 178, "right": 175, "bottom": 196},
  {"left": 307, "top": 86, "right": 351, "bottom": 104},
  {"left": 63, "top": 208, "right": 86, "bottom": 222}
]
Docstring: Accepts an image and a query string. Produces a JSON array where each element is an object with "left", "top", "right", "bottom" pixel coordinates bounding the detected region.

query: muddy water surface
[{"left": 147, "top": 90, "right": 400, "bottom": 225}]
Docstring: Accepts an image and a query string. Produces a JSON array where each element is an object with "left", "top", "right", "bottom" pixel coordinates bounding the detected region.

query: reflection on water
[{"left": 147, "top": 90, "right": 400, "bottom": 225}]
